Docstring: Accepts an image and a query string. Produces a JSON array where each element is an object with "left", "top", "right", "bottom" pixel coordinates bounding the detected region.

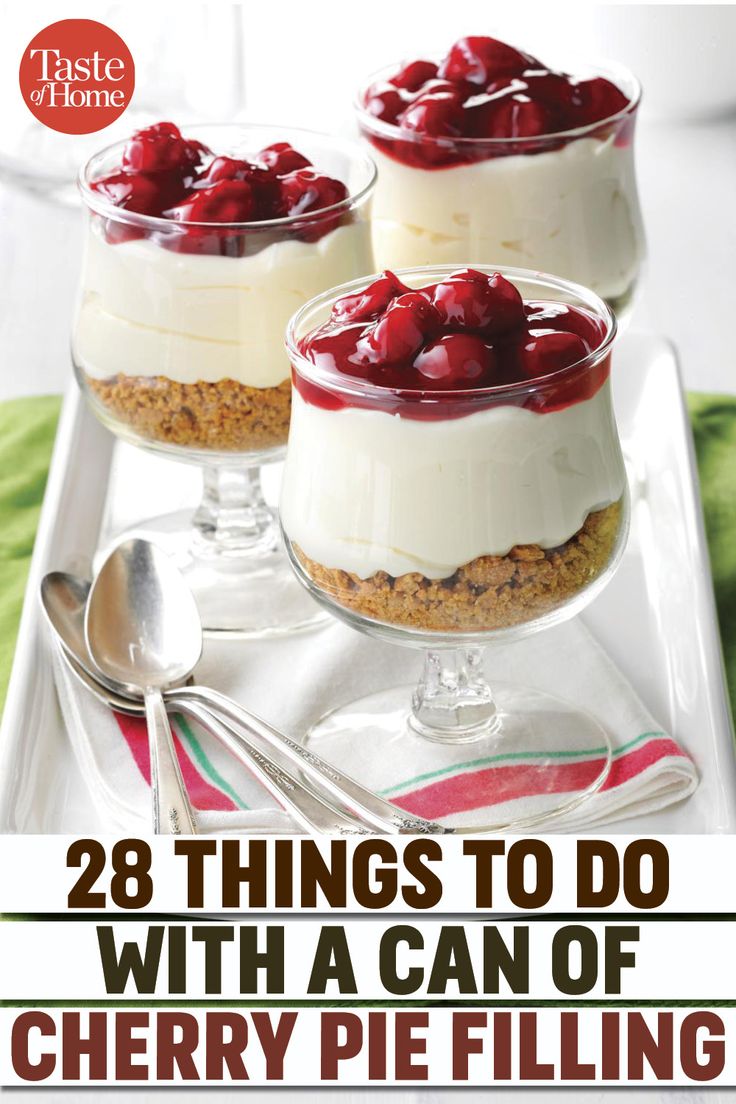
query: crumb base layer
[
  {"left": 86, "top": 374, "right": 291, "bottom": 452},
  {"left": 295, "top": 499, "right": 622, "bottom": 632}
]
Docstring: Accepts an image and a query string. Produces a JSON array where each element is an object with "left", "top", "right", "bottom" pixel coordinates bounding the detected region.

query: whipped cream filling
[
  {"left": 73, "top": 220, "right": 374, "bottom": 387},
  {"left": 369, "top": 136, "right": 644, "bottom": 302},
  {"left": 281, "top": 381, "right": 626, "bottom": 579}
]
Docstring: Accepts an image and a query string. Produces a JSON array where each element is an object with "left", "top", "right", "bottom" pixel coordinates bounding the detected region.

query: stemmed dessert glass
[
  {"left": 356, "top": 55, "right": 645, "bottom": 318},
  {"left": 72, "top": 124, "right": 376, "bottom": 635},
  {"left": 281, "top": 265, "right": 629, "bottom": 831}
]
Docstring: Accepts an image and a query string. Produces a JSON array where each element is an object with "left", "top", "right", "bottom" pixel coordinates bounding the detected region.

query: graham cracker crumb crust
[
  {"left": 295, "top": 499, "right": 623, "bottom": 632},
  {"left": 87, "top": 374, "right": 291, "bottom": 451}
]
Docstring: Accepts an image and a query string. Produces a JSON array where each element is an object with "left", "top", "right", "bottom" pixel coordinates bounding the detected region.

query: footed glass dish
[{"left": 281, "top": 264, "right": 630, "bottom": 830}]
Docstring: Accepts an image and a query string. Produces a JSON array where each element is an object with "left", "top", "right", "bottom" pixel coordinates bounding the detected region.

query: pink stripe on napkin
[
  {"left": 114, "top": 713, "right": 239, "bottom": 813},
  {"left": 391, "top": 737, "right": 689, "bottom": 821}
]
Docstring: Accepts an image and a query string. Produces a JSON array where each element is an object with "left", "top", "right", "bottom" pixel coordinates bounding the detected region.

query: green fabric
[
  {"left": 688, "top": 393, "right": 736, "bottom": 722},
  {"left": 0, "top": 396, "right": 62, "bottom": 712},
  {"left": 0, "top": 393, "right": 734, "bottom": 722}
]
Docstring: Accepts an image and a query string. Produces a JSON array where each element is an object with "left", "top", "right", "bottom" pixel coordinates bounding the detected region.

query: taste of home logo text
[{"left": 19, "top": 18, "right": 135, "bottom": 135}]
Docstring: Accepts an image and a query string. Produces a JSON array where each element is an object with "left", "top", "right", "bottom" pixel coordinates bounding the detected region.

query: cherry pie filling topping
[
  {"left": 295, "top": 268, "right": 610, "bottom": 417},
  {"left": 360, "top": 35, "right": 633, "bottom": 167},
  {"left": 89, "top": 124, "right": 350, "bottom": 253}
]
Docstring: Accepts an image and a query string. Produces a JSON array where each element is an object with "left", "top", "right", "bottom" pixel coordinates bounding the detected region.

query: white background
[{"left": 0, "top": 1, "right": 735, "bottom": 401}]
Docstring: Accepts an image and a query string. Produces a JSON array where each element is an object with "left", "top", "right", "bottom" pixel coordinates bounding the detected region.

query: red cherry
[
  {"left": 485, "top": 77, "right": 517, "bottom": 97},
  {"left": 92, "top": 170, "right": 182, "bottom": 215},
  {"left": 257, "top": 142, "right": 312, "bottom": 175},
  {"left": 471, "top": 94, "right": 554, "bottom": 138},
  {"left": 517, "top": 330, "right": 589, "bottom": 379},
  {"left": 92, "top": 170, "right": 186, "bottom": 243},
  {"left": 297, "top": 271, "right": 609, "bottom": 412},
  {"left": 363, "top": 81, "right": 407, "bottom": 124},
  {"left": 399, "top": 93, "right": 463, "bottom": 137},
  {"left": 414, "top": 333, "right": 497, "bottom": 388},
  {"left": 357, "top": 292, "right": 440, "bottom": 366},
  {"left": 414, "top": 78, "right": 461, "bottom": 98},
  {"left": 304, "top": 323, "right": 374, "bottom": 377},
  {"left": 183, "top": 138, "right": 212, "bottom": 169},
  {"left": 166, "top": 179, "right": 257, "bottom": 223},
  {"left": 431, "top": 272, "right": 495, "bottom": 328},
  {"left": 392, "top": 59, "right": 439, "bottom": 92},
  {"left": 483, "top": 272, "right": 526, "bottom": 334},
  {"left": 122, "top": 122, "right": 200, "bottom": 174},
  {"left": 438, "top": 36, "right": 536, "bottom": 86},
  {"left": 515, "top": 72, "right": 577, "bottom": 113},
  {"left": 525, "top": 303, "right": 604, "bottom": 348},
  {"left": 277, "top": 169, "right": 348, "bottom": 216},
  {"left": 432, "top": 270, "right": 525, "bottom": 336},
  {"left": 573, "top": 77, "right": 630, "bottom": 126},
  {"left": 331, "top": 271, "right": 409, "bottom": 324},
  {"left": 198, "top": 157, "right": 278, "bottom": 214},
  {"left": 200, "top": 156, "right": 255, "bottom": 184}
]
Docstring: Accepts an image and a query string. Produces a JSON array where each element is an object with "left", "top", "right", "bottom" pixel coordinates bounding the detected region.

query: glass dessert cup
[
  {"left": 281, "top": 265, "right": 630, "bottom": 831},
  {"left": 356, "top": 58, "right": 645, "bottom": 320},
  {"left": 72, "top": 124, "right": 376, "bottom": 636}
]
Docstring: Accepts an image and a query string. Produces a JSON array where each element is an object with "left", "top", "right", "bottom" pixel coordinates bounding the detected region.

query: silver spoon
[
  {"left": 55, "top": 645, "right": 366, "bottom": 834},
  {"left": 42, "top": 571, "right": 368, "bottom": 833},
  {"left": 42, "top": 569, "right": 448, "bottom": 835},
  {"left": 84, "top": 540, "right": 200, "bottom": 836}
]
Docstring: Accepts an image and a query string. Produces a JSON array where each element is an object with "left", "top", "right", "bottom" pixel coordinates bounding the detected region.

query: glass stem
[
  {"left": 410, "top": 647, "right": 498, "bottom": 743},
  {"left": 192, "top": 465, "right": 278, "bottom": 558}
]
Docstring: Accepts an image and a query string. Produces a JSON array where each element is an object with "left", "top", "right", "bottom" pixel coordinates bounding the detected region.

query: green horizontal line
[{"left": 381, "top": 731, "right": 667, "bottom": 797}]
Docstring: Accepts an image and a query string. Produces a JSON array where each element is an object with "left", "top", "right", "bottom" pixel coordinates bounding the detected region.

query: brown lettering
[
  {"left": 395, "top": 1012, "right": 428, "bottom": 1080},
  {"left": 205, "top": 1012, "right": 248, "bottom": 1080},
  {"left": 576, "top": 840, "right": 620, "bottom": 907},
  {"left": 560, "top": 1012, "right": 595, "bottom": 1079},
  {"left": 680, "top": 1012, "right": 725, "bottom": 1082},
  {"left": 11, "top": 1012, "right": 55, "bottom": 1082},
  {"left": 156, "top": 1013, "right": 198, "bottom": 1081},
  {"left": 174, "top": 840, "right": 216, "bottom": 908},
  {"left": 252, "top": 1012, "right": 297, "bottom": 1080},
  {"left": 115, "top": 1011, "right": 149, "bottom": 1081},
  {"left": 321, "top": 1012, "right": 362, "bottom": 1079},
  {"left": 452, "top": 1012, "right": 486, "bottom": 1079},
  {"left": 222, "top": 840, "right": 267, "bottom": 908}
]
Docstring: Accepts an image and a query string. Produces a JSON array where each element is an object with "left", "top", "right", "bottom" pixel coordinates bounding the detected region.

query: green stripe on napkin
[
  {"left": 0, "top": 393, "right": 734, "bottom": 724},
  {"left": 688, "top": 393, "right": 736, "bottom": 722},
  {"left": 0, "top": 395, "right": 62, "bottom": 711}
]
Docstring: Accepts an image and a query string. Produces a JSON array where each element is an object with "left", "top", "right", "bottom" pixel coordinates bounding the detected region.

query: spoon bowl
[
  {"left": 41, "top": 573, "right": 114, "bottom": 688},
  {"left": 43, "top": 560, "right": 449, "bottom": 835},
  {"left": 42, "top": 571, "right": 194, "bottom": 700},
  {"left": 85, "top": 539, "right": 202, "bottom": 695},
  {"left": 84, "top": 538, "right": 202, "bottom": 835}
]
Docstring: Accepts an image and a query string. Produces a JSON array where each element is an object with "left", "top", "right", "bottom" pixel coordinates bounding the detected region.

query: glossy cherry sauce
[
  {"left": 90, "top": 123, "right": 349, "bottom": 254},
  {"left": 361, "top": 35, "right": 633, "bottom": 168},
  {"left": 294, "top": 269, "right": 610, "bottom": 418}
]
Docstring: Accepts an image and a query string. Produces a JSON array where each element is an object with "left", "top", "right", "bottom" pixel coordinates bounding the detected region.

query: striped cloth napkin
[{"left": 50, "top": 615, "right": 697, "bottom": 833}]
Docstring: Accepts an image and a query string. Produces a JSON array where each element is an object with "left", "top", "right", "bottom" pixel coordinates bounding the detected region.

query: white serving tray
[{"left": 0, "top": 331, "right": 734, "bottom": 834}]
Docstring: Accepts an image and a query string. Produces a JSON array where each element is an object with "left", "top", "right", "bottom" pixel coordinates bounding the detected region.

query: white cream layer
[
  {"left": 280, "top": 381, "right": 625, "bottom": 579},
  {"left": 369, "top": 135, "right": 645, "bottom": 302},
  {"left": 73, "top": 220, "right": 374, "bottom": 387}
]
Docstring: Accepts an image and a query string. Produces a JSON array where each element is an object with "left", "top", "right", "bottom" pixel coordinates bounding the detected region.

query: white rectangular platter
[{"left": 0, "top": 331, "right": 734, "bottom": 834}]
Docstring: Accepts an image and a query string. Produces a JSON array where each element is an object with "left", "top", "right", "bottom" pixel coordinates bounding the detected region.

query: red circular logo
[{"left": 19, "top": 19, "right": 135, "bottom": 135}]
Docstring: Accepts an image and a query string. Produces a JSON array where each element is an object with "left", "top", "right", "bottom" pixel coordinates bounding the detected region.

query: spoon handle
[
  {"left": 177, "top": 699, "right": 366, "bottom": 834},
  {"left": 181, "top": 686, "right": 448, "bottom": 835},
  {"left": 144, "top": 689, "right": 197, "bottom": 835}
]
